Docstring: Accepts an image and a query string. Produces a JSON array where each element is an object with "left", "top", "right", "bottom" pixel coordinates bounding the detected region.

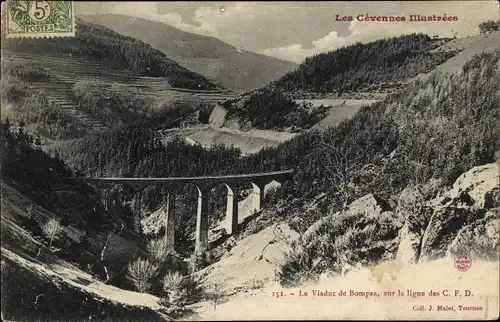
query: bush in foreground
[
  {"left": 279, "top": 208, "right": 403, "bottom": 287},
  {"left": 41, "top": 218, "right": 64, "bottom": 247},
  {"left": 125, "top": 258, "right": 159, "bottom": 293},
  {"left": 159, "top": 270, "right": 205, "bottom": 316}
]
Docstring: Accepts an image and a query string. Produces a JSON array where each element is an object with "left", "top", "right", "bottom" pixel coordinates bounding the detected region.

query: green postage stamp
[{"left": 5, "top": 1, "right": 75, "bottom": 38}]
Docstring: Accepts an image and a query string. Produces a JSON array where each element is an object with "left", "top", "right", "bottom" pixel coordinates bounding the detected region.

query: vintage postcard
[{"left": 1, "top": 1, "right": 499, "bottom": 321}]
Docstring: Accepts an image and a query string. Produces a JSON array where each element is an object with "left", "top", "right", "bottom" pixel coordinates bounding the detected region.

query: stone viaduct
[{"left": 79, "top": 170, "right": 293, "bottom": 255}]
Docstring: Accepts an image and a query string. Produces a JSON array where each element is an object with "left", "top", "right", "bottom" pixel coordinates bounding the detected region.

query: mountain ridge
[
  {"left": 2, "top": 18, "right": 221, "bottom": 91},
  {"left": 78, "top": 14, "right": 298, "bottom": 91},
  {"left": 220, "top": 31, "right": 499, "bottom": 132}
]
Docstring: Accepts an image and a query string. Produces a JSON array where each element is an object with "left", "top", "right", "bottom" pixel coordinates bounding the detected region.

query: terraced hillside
[
  {"left": 79, "top": 14, "right": 298, "bottom": 92},
  {"left": 3, "top": 52, "right": 239, "bottom": 132}
]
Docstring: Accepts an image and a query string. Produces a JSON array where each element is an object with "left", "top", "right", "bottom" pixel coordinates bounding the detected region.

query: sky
[{"left": 77, "top": 1, "right": 499, "bottom": 63}]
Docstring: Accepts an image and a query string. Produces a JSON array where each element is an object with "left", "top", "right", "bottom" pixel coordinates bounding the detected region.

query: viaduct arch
[{"left": 79, "top": 170, "right": 293, "bottom": 255}]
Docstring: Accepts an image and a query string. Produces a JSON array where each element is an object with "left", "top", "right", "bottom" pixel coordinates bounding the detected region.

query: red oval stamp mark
[{"left": 454, "top": 255, "right": 472, "bottom": 271}]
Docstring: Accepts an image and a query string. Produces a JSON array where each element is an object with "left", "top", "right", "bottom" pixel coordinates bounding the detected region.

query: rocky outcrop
[
  {"left": 300, "top": 162, "right": 498, "bottom": 277},
  {"left": 447, "top": 210, "right": 499, "bottom": 260},
  {"left": 303, "top": 193, "right": 395, "bottom": 243},
  {"left": 141, "top": 206, "right": 168, "bottom": 236},
  {"left": 449, "top": 162, "right": 499, "bottom": 209},
  {"left": 208, "top": 104, "right": 228, "bottom": 128},
  {"left": 346, "top": 193, "right": 393, "bottom": 215},
  {"left": 344, "top": 194, "right": 403, "bottom": 265},
  {"left": 396, "top": 185, "right": 434, "bottom": 264},
  {"left": 292, "top": 193, "right": 404, "bottom": 283},
  {"left": 224, "top": 163, "right": 497, "bottom": 289},
  {"left": 418, "top": 162, "right": 499, "bottom": 261},
  {"left": 420, "top": 190, "right": 486, "bottom": 261},
  {"left": 199, "top": 223, "right": 299, "bottom": 294}
]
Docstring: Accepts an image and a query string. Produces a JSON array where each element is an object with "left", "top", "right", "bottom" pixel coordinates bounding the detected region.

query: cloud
[
  {"left": 259, "top": 2, "right": 499, "bottom": 63},
  {"left": 78, "top": 1, "right": 499, "bottom": 63},
  {"left": 78, "top": 2, "right": 259, "bottom": 38}
]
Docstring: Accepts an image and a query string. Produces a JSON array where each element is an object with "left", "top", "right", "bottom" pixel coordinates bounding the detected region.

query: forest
[
  {"left": 3, "top": 46, "right": 497, "bottom": 253},
  {"left": 45, "top": 118, "right": 266, "bottom": 252},
  {"left": 223, "top": 87, "right": 329, "bottom": 130},
  {"left": 49, "top": 48, "right": 499, "bottom": 237},
  {"left": 69, "top": 82, "right": 208, "bottom": 128},
  {"left": 273, "top": 33, "right": 456, "bottom": 93},
  {"left": 2, "top": 19, "right": 218, "bottom": 90},
  {"left": 223, "top": 33, "right": 458, "bottom": 131},
  {"left": 269, "top": 48, "right": 500, "bottom": 228},
  {"left": 0, "top": 120, "right": 107, "bottom": 233},
  {"left": 1, "top": 44, "right": 498, "bottom": 307}
]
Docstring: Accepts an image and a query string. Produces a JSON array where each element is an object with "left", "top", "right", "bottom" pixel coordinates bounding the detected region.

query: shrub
[
  {"left": 278, "top": 238, "right": 309, "bottom": 287},
  {"left": 421, "top": 178, "right": 445, "bottom": 199},
  {"left": 41, "top": 218, "right": 64, "bottom": 247},
  {"left": 397, "top": 185, "right": 425, "bottom": 215},
  {"left": 160, "top": 271, "right": 187, "bottom": 315},
  {"left": 278, "top": 208, "right": 402, "bottom": 287},
  {"left": 205, "top": 281, "right": 227, "bottom": 314},
  {"left": 397, "top": 179, "right": 446, "bottom": 263},
  {"left": 449, "top": 219, "right": 499, "bottom": 261},
  {"left": 479, "top": 20, "right": 499, "bottom": 34},
  {"left": 26, "top": 204, "right": 34, "bottom": 218},
  {"left": 125, "top": 258, "right": 159, "bottom": 293},
  {"left": 159, "top": 270, "right": 205, "bottom": 316},
  {"left": 146, "top": 238, "right": 170, "bottom": 263},
  {"left": 1, "top": 62, "right": 51, "bottom": 82},
  {"left": 248, "top": 275, "right": 266, "bottom": 290}
]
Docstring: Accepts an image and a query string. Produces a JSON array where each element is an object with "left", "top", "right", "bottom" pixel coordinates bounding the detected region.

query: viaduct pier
[{"left": 79, "top": 170, "right": 293, "bottom": 255}]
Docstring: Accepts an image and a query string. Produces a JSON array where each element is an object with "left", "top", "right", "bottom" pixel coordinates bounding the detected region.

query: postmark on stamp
[{"left": 5, "top": 1, "right": 75, "bottom": 38}]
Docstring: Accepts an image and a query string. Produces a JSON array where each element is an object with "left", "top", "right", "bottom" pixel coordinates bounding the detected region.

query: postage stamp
[{"left": 5, "top": 0, "right": 75, "bottom": 38}]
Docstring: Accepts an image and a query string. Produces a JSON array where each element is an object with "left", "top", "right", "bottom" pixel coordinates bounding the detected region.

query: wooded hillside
[
  {"left": 2, "top": 19, "right": 219, "bottom": 90},
  {"left": 274, "top": 33, "right": 455, "bottom": 93},
  {"left": 79, "top": 14, "right": 298, "bottom": 91},
  {"left": 45, "top": 49, "right": 500, "bottom": 239},
  {"left": 223, "top": 33, "right": 458, "bottom": 131}
]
